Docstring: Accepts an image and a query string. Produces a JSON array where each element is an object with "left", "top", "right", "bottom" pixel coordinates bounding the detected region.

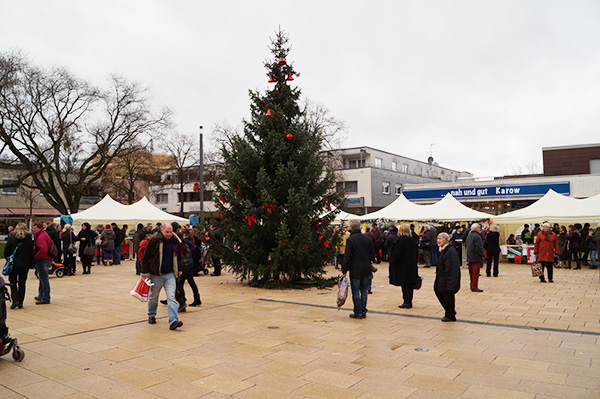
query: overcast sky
[{"left": 2, "top": 1, "right": 599, "bottom": 177}]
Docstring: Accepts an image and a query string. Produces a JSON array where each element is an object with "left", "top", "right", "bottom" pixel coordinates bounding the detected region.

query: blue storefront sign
[
  {"left": 403, "top": 182, "right": 570, "bottom": 201},
  {"left": 346, "top": 197, "right": 364, "bottom": 206}
]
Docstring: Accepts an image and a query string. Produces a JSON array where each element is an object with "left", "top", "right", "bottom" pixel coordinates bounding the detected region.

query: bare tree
[
  {"left": 159, "top": 132, "right": 199, "bottom": 216},
  {"left": 0, "top": 52, "right": 171, "bottom": 213},
  {"left": 504, "top": 160, "right": 543, "bottom": 176},
  {"left": 103, "top": 145, "right": 164, "bottom": 204}
]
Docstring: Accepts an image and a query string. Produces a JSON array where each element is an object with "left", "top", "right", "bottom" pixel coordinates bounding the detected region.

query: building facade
[{"left": 329, "top": 147, "right": 472, "bottom": 214}]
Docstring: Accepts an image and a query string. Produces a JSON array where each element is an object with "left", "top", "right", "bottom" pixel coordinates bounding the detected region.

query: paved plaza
[{"left": 1, "top": 260, "right": 599, "bottom": 398}]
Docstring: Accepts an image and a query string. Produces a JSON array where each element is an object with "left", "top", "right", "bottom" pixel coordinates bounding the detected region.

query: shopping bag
[
  {"left": 531, "top": 263, "right": 543, "bottom": 277},
  {"left": 130, "top": 277, "right": 154, "bottom": 302},
  {"left": 336, "top": 275, "right": 349, "bottom": 307}
]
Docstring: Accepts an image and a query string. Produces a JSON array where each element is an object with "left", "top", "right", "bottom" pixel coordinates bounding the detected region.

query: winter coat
[
  {"left": 77, "top": 228, "right": 97, "bottom": 257},
  {"left": 465, "top": 230, "right": 484, "bottom": 263},
  {"left": 371, "top": 227, "right": 383, "bottom": 246},
  {"left": 113, "top": 226, "right": 124, "bottom": 246},
  {"left": 429, "top": 226, "right": 438, "bottom": 248},
  {"left": 388, "top": 236, "right": 419, "bottom": 287},
  {"left": 182, "top": 237, "right": 194, "bottom": 274},
  {"left": 342, "top": 230, "right": 375, "bottom": 278},
  {"left": 33, "top": 230, "right": 53, "bottom": 262},
  {"left": 483, "top": 231, "right": 500, "bottom": 255},
  {"left": 45, "top": 225, "right": 61, "bottom": 253},
  {"left": 60, "top": 230, "right": 77, "bottom": 255},
  {"left": 580, "top": 227, "right": 589, "bottom": 251},
  {"left": 434, "top": 244, "right": 461, "bottom": 294},
  {"left": 534, "top": 231, "right": 559, "bottom": 262},
  {"left": 100, "top": 229, "right": 116, "bottom": 251},
  {"left": 141, "top": 230, "right": 184, "bottom": 277},
  {"left": 558, "top": 233, "right": 568, "bottom": 257},
  {"left": 4, "top": 233, "right": 35, "bottom": 270},
  {"left": 384, "top": 234, "right": 400, "bottom": 261},
  {"left": 586, "top": 234, "right": 597, "bottom": 251},
  {"left": 420, "top": 230, "right": 432, "bottom": 249},
  {"left": 133, "top": 229, "right": 146, "bottom": 252},
  {"left": 567, "top": 231, "right": 581, "bottom": 250}
]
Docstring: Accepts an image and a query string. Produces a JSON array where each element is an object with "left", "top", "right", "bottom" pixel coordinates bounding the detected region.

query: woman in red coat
[{"left": 534, "top": 223, "right": 559, "bottom": 283}]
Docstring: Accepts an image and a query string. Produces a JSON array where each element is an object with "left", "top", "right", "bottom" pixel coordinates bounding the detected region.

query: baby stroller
[
  {"left": 0, "top": 277, "right": 25, "bottom": 362},
  {"left": 193, "top": 244, "right": 212, "bottom": 276},
  {"left": 34, "top": 260, "right": 65, "bottom": 278}
]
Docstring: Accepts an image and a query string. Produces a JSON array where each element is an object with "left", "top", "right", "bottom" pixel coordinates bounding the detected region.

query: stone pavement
[{"left": 1, "top": 259, "right": 599, "bottom": 398}]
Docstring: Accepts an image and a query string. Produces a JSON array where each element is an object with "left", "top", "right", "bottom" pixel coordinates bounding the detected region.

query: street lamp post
[{"left": 199, "top": 125, "right": 204, "bottom": 223}]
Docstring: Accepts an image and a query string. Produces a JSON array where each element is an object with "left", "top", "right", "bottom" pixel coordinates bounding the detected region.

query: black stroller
[{"left": 0, "top": 277, "right": 25, "bottom": 362}]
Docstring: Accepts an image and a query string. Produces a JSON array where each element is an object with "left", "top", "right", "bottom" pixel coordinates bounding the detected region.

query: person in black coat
[
  {"left": 4, "top": 223, "right": 35, "bottom": 309},
  {"left": 111, "top": 223, "right": 124, "bottom": 265},
  {"left": 342, "top": 220, "right": 375, "bottom": 319},
  {"left": 45, "top": 222, "right": 61, "bottom": 264},
  {"left": 484, "top": 224, "right": 501, "bottom": 277},
  {"left": 60, "top": 224, "right": 77, "bottom": 275},
  {"left": 389, "top": 224, "right": 420, "bottom": 309},
  {"left": 77, "top": 222, "right": 97, "bottom": 274},
  {"left": 434, "top": 232, "right": 461, "bottom": 322}
]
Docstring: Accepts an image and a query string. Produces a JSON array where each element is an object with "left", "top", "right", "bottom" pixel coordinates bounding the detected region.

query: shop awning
[
  {"left": 0, "top": 208, "right": 13, "bottom": 215},
  {"left": 7, "top": 208, "right": 61, "bottom": 216}
]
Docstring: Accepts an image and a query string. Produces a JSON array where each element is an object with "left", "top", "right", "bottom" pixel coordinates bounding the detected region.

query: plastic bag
[
  {"left": 531, "top": 263, "right": 543, "bottom": 277},
  {"left": 130, "top": 277, "right": 154, "bottom": 302},
  {"left": 336, "top": 275, "right": 349, "bottom": 307}
]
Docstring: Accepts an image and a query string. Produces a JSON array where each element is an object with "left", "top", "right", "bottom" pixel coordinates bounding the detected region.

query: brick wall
[{"left": 543, "top": 146, "right": 600, "bottom": 176}]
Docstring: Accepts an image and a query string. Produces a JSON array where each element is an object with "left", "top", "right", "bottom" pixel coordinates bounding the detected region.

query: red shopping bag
[{"left": 130, "top": 277, "right": 154, "bottom": 302}]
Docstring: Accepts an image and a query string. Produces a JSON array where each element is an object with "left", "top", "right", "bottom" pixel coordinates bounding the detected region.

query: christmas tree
[{"left": 212, "top": 29, "right": 345, "bottom": 287}]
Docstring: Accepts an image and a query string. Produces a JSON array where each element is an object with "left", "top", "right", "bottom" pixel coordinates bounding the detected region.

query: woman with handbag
[
  {"left": 3, "top": 223, "right": 35, "bottom": 309},
  {"left": 77, "top": 222, "right": 97, "bottom": 274},
  {"left": 100, "top": 224, "right": 116, "bottom": 265},
  {"left": 534, "top": 223, "right": 559, "bottom": 283},
  {"left": 389, "top": 224, "right": 420, "bottom": 309},
  {"left": 61, "top": 224, "right": 77, "bottom": 275}
]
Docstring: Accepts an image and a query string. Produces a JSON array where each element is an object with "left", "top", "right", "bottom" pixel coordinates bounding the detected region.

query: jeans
[
  {"left": 590, "top": 249, "right": 597, "bottom": 267},
  {"left": 103, "top": 248, "right": 114, "bottom": 263},
  {"left": 113, "top": 245, "right": 121, "bottom": 264},
  {"left": 148, "top": 273, "right": 179, "bottom": 324},
  {"left": 350, "top": 276, "right": 371, "bottom": 316},
  {"left": 95, "top": 245, "right": 102, "bottom": 263},
  {"left": 36, "top": 258, "right": 51, "bottom": 302},
  {"left": 9, "top": 267, "right": 28, "bottom": 306},
  {"left": 430, "top": 246, "right": 438, "bottom": 266}
]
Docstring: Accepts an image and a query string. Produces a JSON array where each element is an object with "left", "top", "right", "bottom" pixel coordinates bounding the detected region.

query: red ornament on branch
[
  {"left": 286, "top": 133, "right": 293, "bottom": 141},
  {"left": 218, "top": 196, "right": 227, "bottom": 204},
  {"left": 324, "top": 240, "right": 331, "bottom": 248},
  {"left": 193, "top": 182, "right": 199, "bottom": 191},
  {"left": 278, "top": 57, "right": 286, "bottom": 66},
  {"left": 262, "top": 203, "right": 274, "bottom": 214},
  {"left": 286, "top": 73, "right": 294, "bottom": 81},
  {"left": 235, "top": 185, "right": 241, "bottom": 194},
  {"left": 245, "top": 215, "right": 257, "bottom": 226},
  {"left": 266, "top": 109, "right": 272, "bottom": 116},
  {"left": 268, "top": 75, "right": 275, "bottom": 83}
]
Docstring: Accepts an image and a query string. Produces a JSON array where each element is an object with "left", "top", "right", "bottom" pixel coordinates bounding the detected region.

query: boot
[
  {"left": 556, "top": 261, "right": 562, "bottom": 269},
  {"left": 178, "top": 302, "right": 187, "bottom": 312},
  {"left": 190, "top": 295, "right": 202, "bottom": 306}
]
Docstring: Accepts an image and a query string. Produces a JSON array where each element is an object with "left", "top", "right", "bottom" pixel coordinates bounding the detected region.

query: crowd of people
[
  {"left": 339, "top": 219, "right": 599, "bottom": 322},
  {"left": 2, "top": 220, "right": 222, "bottom": 320}
]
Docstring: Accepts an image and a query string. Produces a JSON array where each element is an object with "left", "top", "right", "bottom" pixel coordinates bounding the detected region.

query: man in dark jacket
[
  {"left": 111, "top": 223, "right": 124, "bottom": 265},
  {"left": 465, "top": 223, "right": 484, "bottom": 292},
  {"left": 141, "top": 223, "right": 185, "bottom": 330},
  {"left": 371, "top": 223, "right": 383, "bottom": 264},
  {"left": 434, "top": 233, "right": 461, "bottom": 321},
  {"left": 342, "top": 220, "right": 375, "bottom": 319},
  {"left": 45, "top": 223, "right": 61, "bottom": 264},
  {"left": 133, "top": 223, "right": 146, "bottom": 275},
  {"left": 429, "top": 224, "right": 438, "bottom": 266}
]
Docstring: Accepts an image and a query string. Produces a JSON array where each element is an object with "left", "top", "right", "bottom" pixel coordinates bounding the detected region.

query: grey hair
[
  {"left": 471, "top": 223, "right": 480, "bottom": 230},
  {"left": 490, "top": 224, "right": 499, "bottom": 232},
  {"left": 349, "top": 220, "right": 361, "bottom": 231},
  {"left": 438, "top": 232, "right": 450, "bottom": 243}
]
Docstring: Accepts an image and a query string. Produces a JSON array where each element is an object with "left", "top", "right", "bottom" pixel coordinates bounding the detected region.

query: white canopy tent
[
  {"left": 320, "top": 206, "right": 359, "bottom": 224},
  {"left": 54, "top": 195, "right": 189, "bottom": 231},
  {"left": 493, "top": 189, "right": 600, "bottom": 225},
  {"left": 359, "top": 193, "right": 490, "bottom": 222}
]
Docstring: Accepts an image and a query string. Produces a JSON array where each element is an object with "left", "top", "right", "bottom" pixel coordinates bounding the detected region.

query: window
[
  {"left": 591, "top": 159, "right": 600, "bottom": 174},
  {"left": 375, "top": 158, "right": 382, "bottom": 168},
  {"left": 348, "top": 159, "right": 365, "bottom": 169},
  {"left": 402, "top": 164, "right": 408, "bottom": 174},
  {"left": 1, "top": 178, "right": 18, "bottom": 195},
  {"left": 382, "top": 181, "right": 390, "bottom": 194},
  {"left": 392, "top": 161, "right": 397, "bottom": 171},
  {"left": 156, "top": 193, "right": 168, "bottom": 203},
  {"left": 336, "top": 181, "right": 358, "bottom": 193},
  {"left": 395, "top": 184, "right": 402, "bottom": 195}
]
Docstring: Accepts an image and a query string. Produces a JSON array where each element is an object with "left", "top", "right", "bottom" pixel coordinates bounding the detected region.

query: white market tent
[
  {"left": 493, "top": 189, "right": 600, "bottom": 225},
  {"left": 54, "top": 195, "right": 188, "bottom": 231},
  {"left": 320, "top": 206, "right": 359, "bottom": 224},
  {"left": 359, "top": 193, "right": 490, "bottom": 222}
]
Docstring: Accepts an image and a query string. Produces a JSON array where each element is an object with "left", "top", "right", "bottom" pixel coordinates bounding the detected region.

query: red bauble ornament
[
  {"left": 286, "top": 133, "right": 293, "bottom": 141},
  {"left": 278, "top": 57, "right": 286, "bottom": 66}
]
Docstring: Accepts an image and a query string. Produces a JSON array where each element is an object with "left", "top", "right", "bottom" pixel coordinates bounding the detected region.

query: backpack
[
  {"left": 137, "top": 236, "right": 151, "bottom": 260},
  {"left": 47, "top": 239, "right": 58, "bottom": 258}
]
